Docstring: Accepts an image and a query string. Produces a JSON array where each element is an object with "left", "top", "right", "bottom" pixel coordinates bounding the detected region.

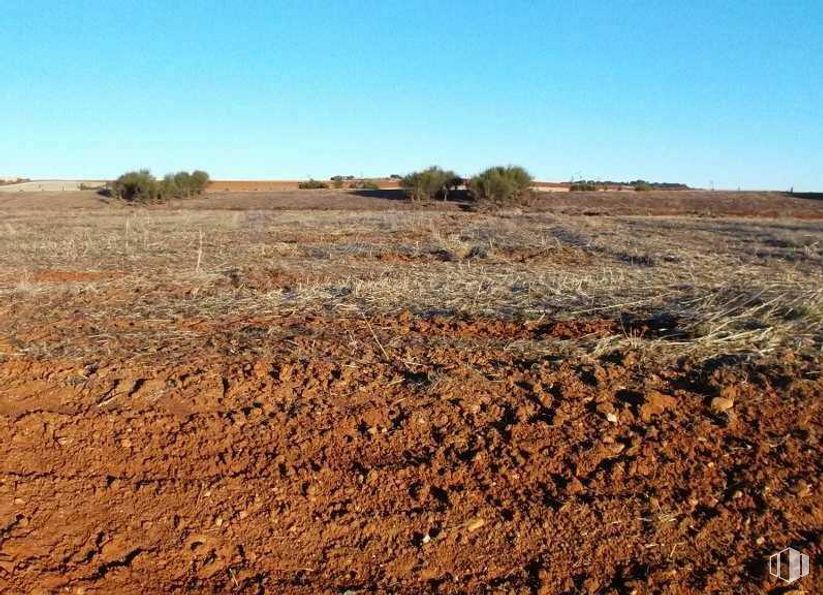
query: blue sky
[{"left": 1, "top": 1, "right": 821, "bottom": 189}]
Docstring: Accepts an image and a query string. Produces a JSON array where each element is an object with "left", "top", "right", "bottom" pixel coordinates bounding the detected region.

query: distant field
[
  {"left": 0, "top": 180, "right": 106, "bottom": 193},
  {"left": 206, "top": 179, "right": 404, "bottom": 192}
]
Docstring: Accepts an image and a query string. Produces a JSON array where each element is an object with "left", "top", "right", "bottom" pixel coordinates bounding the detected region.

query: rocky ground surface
[{"left": 0, "top": 191, "right": 820, "bottom": 593}]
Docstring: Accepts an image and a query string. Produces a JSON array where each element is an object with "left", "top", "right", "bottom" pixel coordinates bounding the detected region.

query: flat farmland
[{"left": 0, "top": 190, "right": 820, "bottom": 593}]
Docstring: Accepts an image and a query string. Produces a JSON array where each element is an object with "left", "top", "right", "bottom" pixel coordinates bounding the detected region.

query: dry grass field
[{"left": 0, "top": 189, "right": 820, "bottom": 593}]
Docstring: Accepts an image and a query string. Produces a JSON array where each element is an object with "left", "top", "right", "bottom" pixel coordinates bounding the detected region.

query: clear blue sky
[{"left": 1, "top": 1, "right": 821, "bottom": 189}]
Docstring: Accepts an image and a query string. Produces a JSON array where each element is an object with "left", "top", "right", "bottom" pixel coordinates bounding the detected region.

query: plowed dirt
[{"left": 0, "top": 313, "right": 820, "bottom": 593}]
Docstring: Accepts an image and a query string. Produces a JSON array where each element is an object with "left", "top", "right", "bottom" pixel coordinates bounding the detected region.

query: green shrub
[
  {"left": 190, "top": 170, "right": 210, "bottom": 193},
  {"left": 401, "top": 166, "right": 460, "bottom": 201},
  {"left": 634, "top": 181, "right": 653, "bottom": 192},
  {"left": 298, "top": 179, "right": 329, "bottom": 189},
  {"left": 111, "top": 169, "right": 162, "bottom": 202},
  {"left": 468, "top": 165, "right": 533, "bottom": 204},
  {"left": 110, "top": 169, "right": 210, "bottom": 202}
]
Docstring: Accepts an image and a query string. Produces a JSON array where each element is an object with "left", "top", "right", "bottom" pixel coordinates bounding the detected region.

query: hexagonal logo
[{"left": 769, "top": 547, "right": 809, "bottom": 584}]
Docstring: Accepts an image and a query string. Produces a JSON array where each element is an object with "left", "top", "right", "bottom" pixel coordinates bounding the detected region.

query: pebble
[
  {"left": 606, "top": 413, "right": 618, "bottom": 424},
  {"left": 466, "top": 517, "right": 486, "bottom": 532}
]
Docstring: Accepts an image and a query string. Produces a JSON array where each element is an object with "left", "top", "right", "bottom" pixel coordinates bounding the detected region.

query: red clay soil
[{"left": 0, "top": 314, "right": 820, "bottom": 593}]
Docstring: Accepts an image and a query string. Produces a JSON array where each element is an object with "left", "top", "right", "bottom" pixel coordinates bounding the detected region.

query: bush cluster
[
  {"left": 568, "top": 179, "right": 689, "bottom": 192},
  {"left": 400, "top": 165, "right": 533, "bottom": 204},
  {"left": 401, "top": 166, "right": 461, "bottom": 201},
  {"left": 467, "top": 165, "right": 533, "bottom": 204},
  {"left": 628, "top": 179, "right": 689, "bottom": 190},
  {"left": 110, "top": 169, "right": 209, "bottom": 202},
  {"left": 298, "top": 179, "right": 329, "bottom": 189}
]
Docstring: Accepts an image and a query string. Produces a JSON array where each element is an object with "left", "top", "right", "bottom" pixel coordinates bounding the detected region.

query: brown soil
[
  {"left": 0, "top": 191, "right": 820, "bottom": 593},
  {"left": 3, "top": 189, "right": 823, "bottom": 219},
  {"left": 0, "top": 312, "right": 820, "bottom": 593},
  {"left": 527, "top": 190, "right": 823, "bottom": 219}
]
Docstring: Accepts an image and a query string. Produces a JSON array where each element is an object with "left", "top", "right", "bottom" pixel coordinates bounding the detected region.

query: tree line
[{"left": 104, "top": 166, "right": 688, "bottom": 204}]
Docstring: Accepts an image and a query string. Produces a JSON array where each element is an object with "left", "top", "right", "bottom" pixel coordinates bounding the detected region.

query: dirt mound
[{"left": 0, "top": 313, "right": 819, "bottom": 593}]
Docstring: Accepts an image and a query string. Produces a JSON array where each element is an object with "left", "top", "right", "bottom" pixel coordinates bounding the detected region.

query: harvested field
[{"left": 0, "top": 190, "right": 820, "bottom": 593}]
